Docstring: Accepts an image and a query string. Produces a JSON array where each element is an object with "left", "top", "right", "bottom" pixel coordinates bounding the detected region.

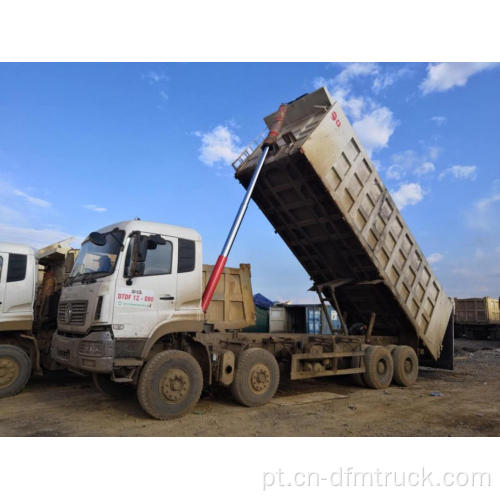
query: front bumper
[{"left": 51, "top": 330, "right": 115, "bottom": 373}]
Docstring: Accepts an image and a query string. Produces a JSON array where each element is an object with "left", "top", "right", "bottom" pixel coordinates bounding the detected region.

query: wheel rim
[
  {"left": 160, "top": 368, "right": 190, "bottom": 403},
  {"left": 377, "top": 358, "right": 388, "bottom": 376},
  {"left": 0, "top": 356, "right": 20, "bottom": 389},
  {"left": 248, "top": 363, "right": 271, "bottom": 395},
  {"left": 404, "top": 357, "right": 413, "bottom": 374}
]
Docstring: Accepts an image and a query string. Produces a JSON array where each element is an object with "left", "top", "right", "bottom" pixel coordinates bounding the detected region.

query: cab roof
[
  {"left": 0, "top": 242, "right": 36, "bottom": 255},
  {"left": 92, "top": 220, "right": 202, "bottom": 242}
]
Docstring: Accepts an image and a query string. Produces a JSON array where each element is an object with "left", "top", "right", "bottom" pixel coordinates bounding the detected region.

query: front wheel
[
  {"left": 0, "top": 345, "right": 32, "bottom": 398},
  {"left": 137, "top": 350, "right": 203, "bottom": 420}
]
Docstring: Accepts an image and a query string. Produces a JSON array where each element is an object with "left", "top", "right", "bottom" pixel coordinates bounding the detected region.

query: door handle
[{"left": 159, "top": 295, "right": 175, "bottom": 301}]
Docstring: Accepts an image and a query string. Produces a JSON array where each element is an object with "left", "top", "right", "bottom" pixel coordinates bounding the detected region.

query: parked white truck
[
  {"left": 0, "top": 240, "right": 77, "bottom": 397},
  {"left": 51, "top": 89, "right": 454, "bottom": 420}
]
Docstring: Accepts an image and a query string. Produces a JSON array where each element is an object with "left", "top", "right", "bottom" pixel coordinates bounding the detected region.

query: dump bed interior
[{"left": 235, "top": 88, "right": 453, "bottom": 361}]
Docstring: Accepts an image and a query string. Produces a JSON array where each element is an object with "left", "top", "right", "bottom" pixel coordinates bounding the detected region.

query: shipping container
[
  {"left": 235, "top": 87, "right": 453, "bottom": 365},
  {"left": 242, "top": 305, "right": 269, "bottom": 333},
  {"left": 268, "top": 304, "right": 341, "bottom": 334}
]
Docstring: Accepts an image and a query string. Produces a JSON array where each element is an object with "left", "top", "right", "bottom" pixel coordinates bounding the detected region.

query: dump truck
[
  {"left": 454, "top": 297, "right": 500, "bottom": 339},
  {"left": 0, "top": 240, "right": 78, "bottom": 397},
  {"left": 51, "top": 88, "right": 454, "bottom": 420}
]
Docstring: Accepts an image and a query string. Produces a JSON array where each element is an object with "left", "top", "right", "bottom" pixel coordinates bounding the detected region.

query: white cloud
[
  {"left": 0, "top": 223, "right": 73, "bottom": 249},
  {"left": 142, "top": 71, "right": 169, "bottom": 84},
  {"left": 334, "top": 62, "right": 379, "bottom": 84},
  {"left": 438, "top": 165, "right": 477, "bottom": 181},
  {"left": 431, "top": 116, "right": 447, "bottom": 126},
  {"left": 415, "top": 161, "right": 435, "bottom": 176},
  {"left": 197, "top": 125, "right": 241, "bottom": 167},
  {"left": 12, "top": 189, "right": 51, "bottom": 208},
  {"left": 84, "top": 204, "right": 107, "bottom": 213},
  {"left": 420, "top": 63, "right": 499, "bottom": 94},
  {"left": 427, "top": 253, "right": 444, "bottom": 265},
  {"left": 391, "top": 183, "right": 424, "bottom": 210},
  {"left": 386, "top": 149, "right": 435, "bottom": 180},
  {"left": 466, "top": 179, "right": 500, "bottom": 232},
  {"left": 353, "top": 107, "right": 397, "bottom": 155},
  {"left": 475, "top": 192, "right": 500, "bottom": 212},
  {"left": 372, "top": 66, "right": 412, "bottom": 93}
]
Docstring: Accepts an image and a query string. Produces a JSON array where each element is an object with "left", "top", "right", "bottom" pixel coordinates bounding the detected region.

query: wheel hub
[
  {"left": 160, "top": 368, "right": 190, "bottom": 403},
  {"left": 404, "top": 358, "right": 413, "bottom": 374},
  {"left": 377, "top": 359, "right": 387, "bottom": 375},
  {"left": 249, "top": 363, "right": 271, "bottom": 394},
  {"left": 0, "top": 357, "right": 19, "bottom": 389}
]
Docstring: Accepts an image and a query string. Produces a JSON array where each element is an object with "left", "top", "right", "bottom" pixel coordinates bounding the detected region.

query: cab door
[
  {"left": 113, "top": 233, "right": 177, "bottom": 339},
  {"left": 1, "top": 253, "right": 34, "bottom": 319}
]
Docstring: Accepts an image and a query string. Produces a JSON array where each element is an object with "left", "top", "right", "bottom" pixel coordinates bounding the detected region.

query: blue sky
[{"left": 0, "top": 62, "right": 499, "bottom": 301}]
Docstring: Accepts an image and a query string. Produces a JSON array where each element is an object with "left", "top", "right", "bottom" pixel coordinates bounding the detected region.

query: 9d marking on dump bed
[{"left": 331, "top": 111, "right": 341, "bottom": 127}]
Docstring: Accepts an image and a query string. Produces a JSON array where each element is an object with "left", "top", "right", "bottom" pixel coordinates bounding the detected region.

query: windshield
[{"left": 70, "top": 229, "right": 124, "bottom": 280}]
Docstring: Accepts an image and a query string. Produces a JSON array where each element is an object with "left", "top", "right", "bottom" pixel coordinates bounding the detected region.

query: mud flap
[{"left": 420, "top": 313, "right": 454, "bottom": 370}]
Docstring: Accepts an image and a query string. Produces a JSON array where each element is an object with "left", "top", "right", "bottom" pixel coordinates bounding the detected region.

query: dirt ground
[{"left": 0, "top": 338, "right": 499, "bottom": 437}]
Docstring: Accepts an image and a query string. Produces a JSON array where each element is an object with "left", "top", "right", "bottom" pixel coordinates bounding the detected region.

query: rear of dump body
[
  {"left": 235, "top": 87, "right": 453, "bottom": 361},
  {"left": 202, "top": 263, "right": 256, "bottom": 331},
  {"left": 455, "top": 297, "right": 500, "bottom": 325}
]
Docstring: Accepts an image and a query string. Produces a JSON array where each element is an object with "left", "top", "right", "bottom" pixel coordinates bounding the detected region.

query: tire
[
  {"left": 137, "top": 350, "right": 203, "bottom": 420},
  {"left": 362, "top": 346, "right": 393, "bottom": 390},
  {"left": 386, "top": 344, "right": 398, "bottom": 354},
  {"left": 350, "top": 351, "right": 365, "bottom": 387},
  {"left": 93, "top": 373, "right": 134, "bottom": 399},
  {"left": 392, "top": 346, "right": 418, "bottom": 387},
  {"left": 231, "top": 348, "right": 279, "bottom": 407},
  {"left": 0, "top": 344, "right": 32, "bottom": 398}
]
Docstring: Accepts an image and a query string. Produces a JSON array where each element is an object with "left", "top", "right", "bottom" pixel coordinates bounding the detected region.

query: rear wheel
[
  {"left": 362, "top": 346, "right": 393, "bottom": 389},
  {"left": 137, "top": 350, "right": 203, "bottom": 420},
  {"left": 93, "top": 373, "right": 134, "bottom": 399},
  {"left": 0, "top": 345, "right": 32, "bottom": 398},
  {"left": 231, "top": 348, "right": 279, "bottom": 407},
  {"left": 392, "top": 346, "right": 418, "bottom": 386}
]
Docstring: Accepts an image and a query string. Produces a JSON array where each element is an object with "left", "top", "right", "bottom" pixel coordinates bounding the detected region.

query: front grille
[{"left": 58, "top": 301, "right": 88, "bottom": 326}]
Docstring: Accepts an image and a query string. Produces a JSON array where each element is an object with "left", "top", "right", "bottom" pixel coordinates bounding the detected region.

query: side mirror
[
  {"left": 149, "top": 234, "right": 166, "bottom": 245},
  {"left": 128, "top": 234, "right": 148, "bottom": 280},
  {"left": 88, "top": 232, "right": 106, "bottom": 246}
]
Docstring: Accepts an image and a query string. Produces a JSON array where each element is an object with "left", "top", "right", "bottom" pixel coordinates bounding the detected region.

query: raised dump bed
[{"left": 235, "top": 87, "right": 453, "bottom": 364}]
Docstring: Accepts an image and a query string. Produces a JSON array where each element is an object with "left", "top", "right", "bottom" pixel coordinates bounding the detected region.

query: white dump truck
[
  {"left": 51, "top": 88, "right": 454, "bottom": 420},
  {"left": 0, "top": 240, "right": 77, "bottom": 397}
]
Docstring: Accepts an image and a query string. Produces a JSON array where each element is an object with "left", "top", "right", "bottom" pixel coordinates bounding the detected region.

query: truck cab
[
  {"left": 0, "top": 241, "right": 78, "bottom": 398},
  {"left": 0, "top": 243, "right": 36, "bottom": 332},
  {"left": 51, "top": 220, "right": 205, "bottom": 374}
]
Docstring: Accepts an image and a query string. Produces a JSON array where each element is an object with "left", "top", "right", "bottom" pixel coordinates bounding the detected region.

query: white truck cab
[
  {"left": 0, "top": 240, "right": 78, "bottom": 398},
  {"left": 0, "top": 243, "right": 37, "bottom": 331},
  {"left": 51, "top": 220, "right": 205, "bottom": 375}
]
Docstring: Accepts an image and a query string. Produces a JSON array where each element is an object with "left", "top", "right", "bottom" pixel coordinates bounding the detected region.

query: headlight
[{"left": 79, "top": 341, "right": 105, "bottom": 357}]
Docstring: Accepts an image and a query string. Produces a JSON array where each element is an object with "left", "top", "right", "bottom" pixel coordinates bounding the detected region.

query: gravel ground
[{"left": 0, "top": 338, "right": 499, "bottom": 437}]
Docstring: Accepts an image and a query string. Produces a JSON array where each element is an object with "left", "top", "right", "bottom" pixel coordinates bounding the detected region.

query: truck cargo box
[
  {"left": 455, "top": 297, "right": 500, "bottom": 325},
  {"left": 235, "top": 87, "right": 453, "bottom": 361},
  {"left": 202, "top": 263, "right": 255, "bottom": 331}
]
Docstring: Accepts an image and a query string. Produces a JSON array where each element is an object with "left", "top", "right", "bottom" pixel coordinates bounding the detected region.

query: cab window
[
  {"left": 7, "top": 253, "right": 27, "bottom": 282},
  {"left": 125, "top": 236, "right": 173, "bottom": 277}
]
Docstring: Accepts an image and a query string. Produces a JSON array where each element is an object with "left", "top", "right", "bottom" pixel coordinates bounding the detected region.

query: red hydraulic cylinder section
[{"left": 201, "top": 103, "right": 288, "bottom": 313}]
